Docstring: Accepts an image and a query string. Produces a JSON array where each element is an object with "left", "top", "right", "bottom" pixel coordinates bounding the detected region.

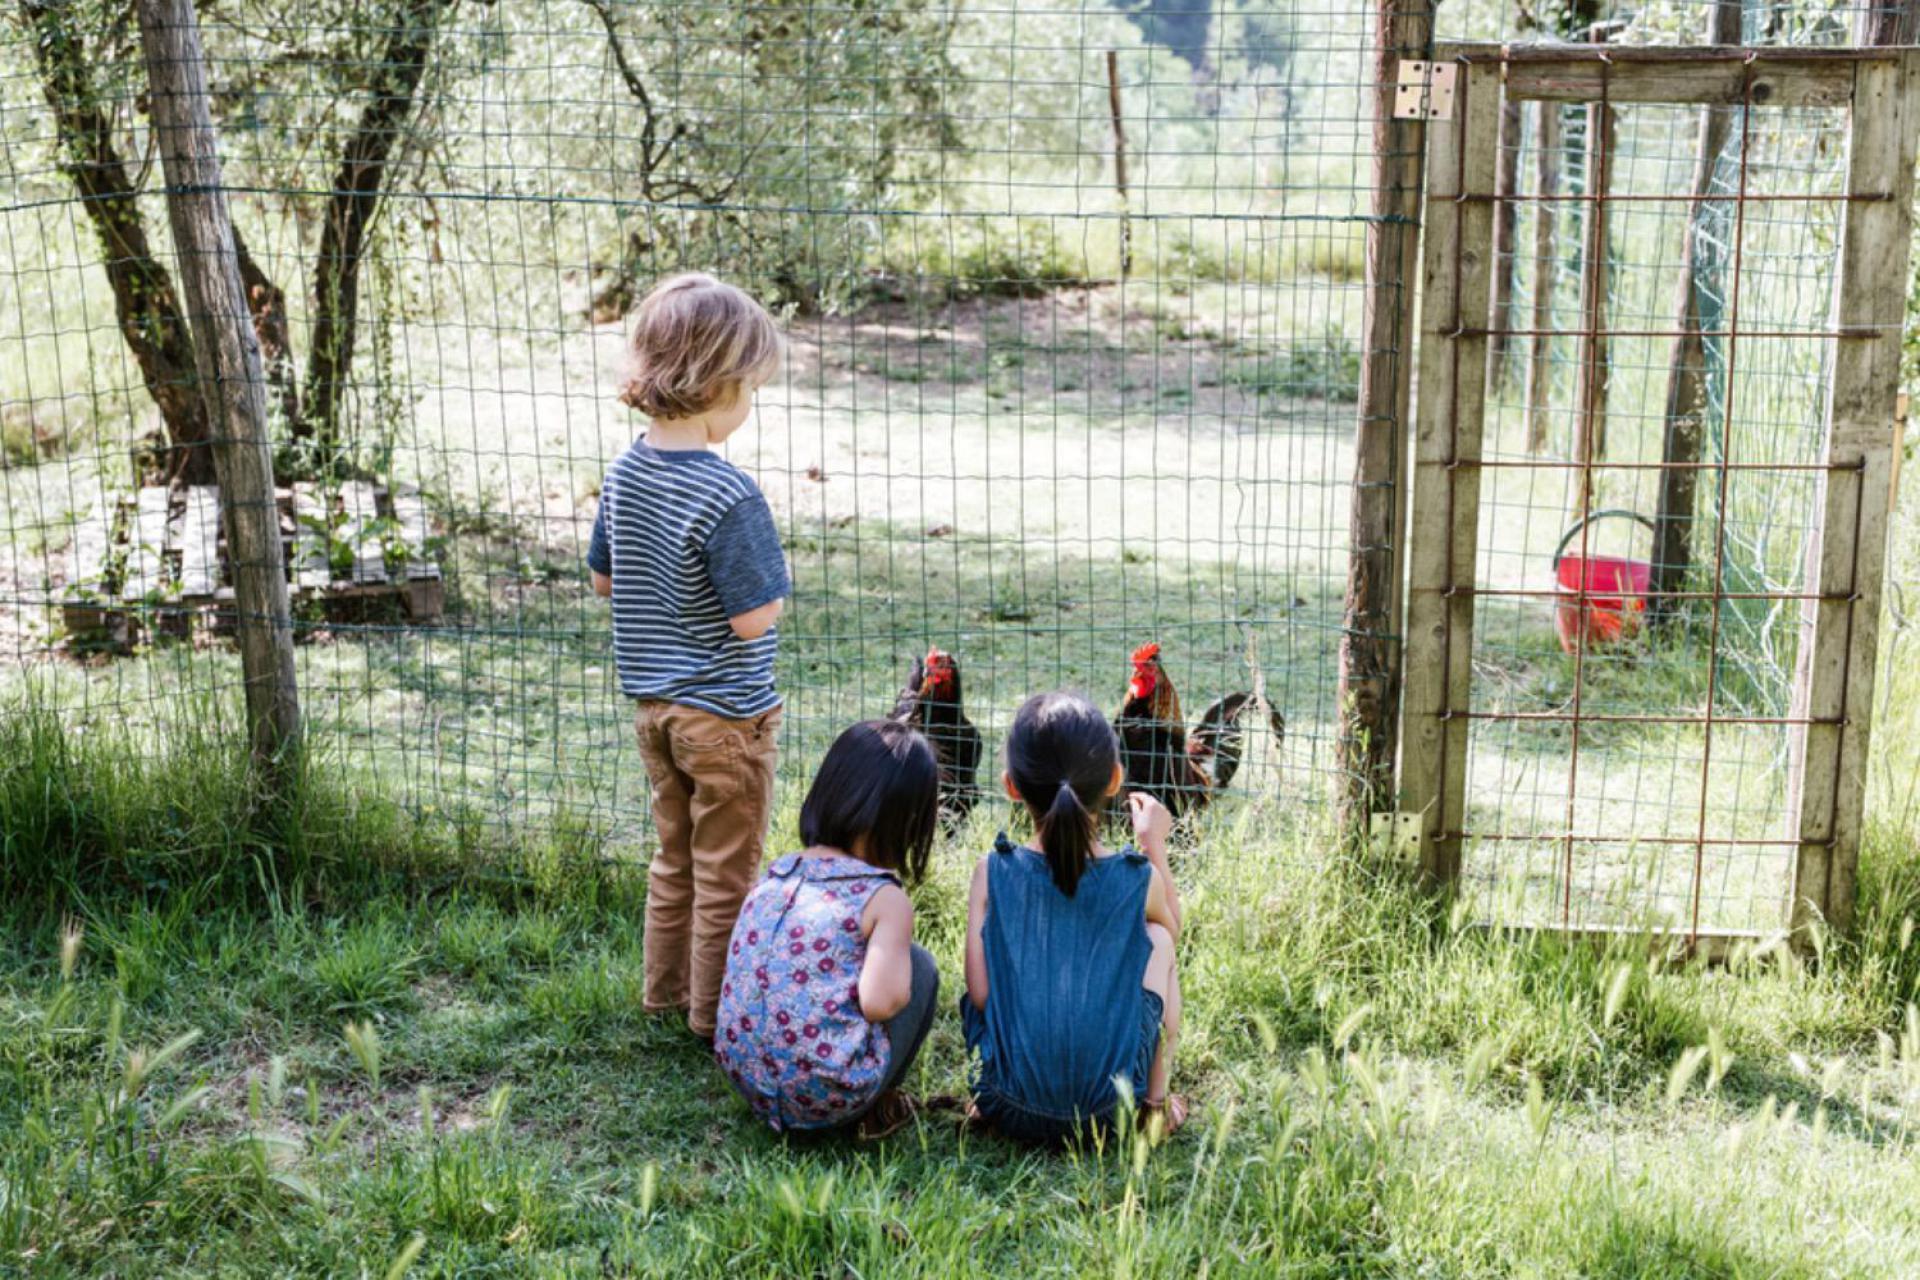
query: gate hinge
[
  {"left": 1393, "top": 59, "right": 1457, "bottom": 121},
  {"left": 1370, "top": 811, "right": 1426, "bottom": 864}
]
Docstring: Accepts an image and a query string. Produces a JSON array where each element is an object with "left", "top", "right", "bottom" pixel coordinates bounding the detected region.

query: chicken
[
  {"left": 890, "top": 647, "right": 983, "bottom": 827},
  {"left": 1113, "top": 642, "right": 1283, "bottom": 818}
]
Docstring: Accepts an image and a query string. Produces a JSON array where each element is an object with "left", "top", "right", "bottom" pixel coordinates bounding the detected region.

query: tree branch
[
  {"left": 21, "top": 0, "right": 213, "bottom": 483},
  {"left": 300, "top": 0, "right": 454, "bottom": 459}
]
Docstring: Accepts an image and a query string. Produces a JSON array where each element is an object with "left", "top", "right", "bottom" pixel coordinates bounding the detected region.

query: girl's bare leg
[{"left": 1142, "top": 921, "right": 1181, "bottom": 1104}]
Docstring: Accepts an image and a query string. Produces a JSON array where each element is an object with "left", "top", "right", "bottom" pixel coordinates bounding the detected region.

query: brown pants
[{"left": 634, "top": 700, "right": 781, "bottom": 1036}]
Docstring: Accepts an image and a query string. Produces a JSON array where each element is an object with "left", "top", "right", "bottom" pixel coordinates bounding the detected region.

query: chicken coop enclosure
[
  {"left": 1403, "top": 40, "right": 1918, "bottom": 944},
  {"left": 2, "top": 1, "right": 1916, "bottom": 943}
]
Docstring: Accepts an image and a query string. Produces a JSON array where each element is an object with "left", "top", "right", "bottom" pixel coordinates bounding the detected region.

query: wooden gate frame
[{"left": 1399, "top": 45, "right": 1920, "bottom": 939}]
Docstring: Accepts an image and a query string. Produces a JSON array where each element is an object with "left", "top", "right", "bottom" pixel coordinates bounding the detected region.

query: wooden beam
[
  {"left": 1439, "top": 43, "right": 1870, "bottom": 110},
  {"left": 1788, "top": 52, "right": 1920, "bottom": 935},
  {"left": 1653, "top": 0, "right": 1744, "bottom": 615},
  {"left": 1398, "top": 56, "right": 1502, "bottom": 883},
  {"left": 1337, "top": 0, "right": 1434, "bottom": 831},
  {"left": 137, "top": 0, "right": 301, "bottom": 764}
]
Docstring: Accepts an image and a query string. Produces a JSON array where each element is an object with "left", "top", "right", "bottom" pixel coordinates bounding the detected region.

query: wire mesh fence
[
  {"left": 1, "top": 1, "right": 1389, "bottom": 853},
  {"left": 1465, "top": 88, "right": 1851, "bottom": 934},
  {"left": 2, "top": 0, "right": 1915, "bottom": 880}
]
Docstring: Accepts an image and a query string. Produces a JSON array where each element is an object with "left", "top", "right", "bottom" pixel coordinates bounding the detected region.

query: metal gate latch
[{"left": 1393, "top": 60, "right": 1457, "bottom": 120}]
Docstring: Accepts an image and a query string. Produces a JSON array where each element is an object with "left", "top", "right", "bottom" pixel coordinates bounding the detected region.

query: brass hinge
[{"left": 1393, "top": 59, "right": 1457, "bottom": 121}]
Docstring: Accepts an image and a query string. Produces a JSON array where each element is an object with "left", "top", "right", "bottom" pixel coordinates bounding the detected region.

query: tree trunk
[
  {"left": 22, "top": 0, "right": 214, "bottom": 484},
  {"left": 301, "top": 0, "right": 452, "bottom": 461},
  {"left": 234, "top": 227, "right": 300, "bottom": 433},
  {"left": 1652, "top": 0, "right": 1743, "bottom": 620}
]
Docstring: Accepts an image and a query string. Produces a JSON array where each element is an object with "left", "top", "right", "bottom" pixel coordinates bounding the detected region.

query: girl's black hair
[
  {"left": 799, "top": 720, "right": 940, "bottom": 885},
  {"left": 1004, "top": 691, "right": 1119, "bottom": 896}
]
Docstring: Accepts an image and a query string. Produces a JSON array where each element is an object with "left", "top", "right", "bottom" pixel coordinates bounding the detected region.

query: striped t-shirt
[{"left": 586, "top": 440, "right": 790, "bottom": 718}]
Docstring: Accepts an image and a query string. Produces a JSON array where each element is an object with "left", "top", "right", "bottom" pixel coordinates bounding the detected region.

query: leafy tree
[
  {"left": 19, "top": 0, "right": 215, "bottom": 482},
  {"left": 576, "top": 0, "right": 959, "bottom": 312},
  {"left": 12, "top": 0, "right": 467, "bottom": 479}
]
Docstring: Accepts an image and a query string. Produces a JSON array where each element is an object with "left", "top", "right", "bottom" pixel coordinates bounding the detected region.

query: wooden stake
[
  {"left": 1107, "top": 50, "right": 1131, "bottom": 278},
  {"left": 137, "top": 0, "right": 301, "bottom": 766},
  {"left": 1571, "top": 27, "right": 1614, "bottom": 471},
  {"left": 1652, "top": 0, "right": 1742, "bottom": 618},
  {"left": 1523, "top": 101, "right": 1561, "bottom": 455},
  {"left": 1337, "top": 0, "right": 1433, "bottom": 833}
]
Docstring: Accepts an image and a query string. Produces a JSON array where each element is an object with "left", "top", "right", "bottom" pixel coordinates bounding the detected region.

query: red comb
[
  {"left": 1130, "top": 642, "right": 1161, "bottom": 667},
  {"left": 925, "top": 646, "right": 952, "bottom": 667}
]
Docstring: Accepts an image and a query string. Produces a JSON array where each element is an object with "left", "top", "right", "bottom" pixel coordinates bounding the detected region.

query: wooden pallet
[{"left": 62, "top": 481, "right": 444, "bottom": 650}]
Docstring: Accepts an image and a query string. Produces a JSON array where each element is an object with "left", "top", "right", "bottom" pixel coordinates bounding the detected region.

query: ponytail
[
  {"left": 1038, "top": 780, "right": 1094, "bottom": 896},
  {"left": 1005, "top": 692, "right": 1119, "bottom": 898}
]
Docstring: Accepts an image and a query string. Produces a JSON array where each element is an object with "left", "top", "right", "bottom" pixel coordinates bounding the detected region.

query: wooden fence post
[
  {"left": 1338, "top": 0, "right": 1433, "bottom": 833},
  {"left": 1107, "top": 50, "right": 1131, "bottom": 278},
  {"left": 137, "top": 0, "right": 301, "bottom": 766},
  {"left": 1523, "top": 101, "right": 1561, "bottom": 455},
  {"left": 1570, "top": 24, "right": 1615, "bottom": 472},
  {"left": 1787, "top": 48, "right": 1920, "bottom": 936},
  {"left": 1652, "top": 0, "right": 1743, "bottom": 617}
]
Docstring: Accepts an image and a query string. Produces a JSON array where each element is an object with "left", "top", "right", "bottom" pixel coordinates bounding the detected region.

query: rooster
[
  {"left": 1113, "top": 642, "right": 1282, "bottom": 818},
  {"left": 890, "top": 647, "right": 983, "bottom": 827}
]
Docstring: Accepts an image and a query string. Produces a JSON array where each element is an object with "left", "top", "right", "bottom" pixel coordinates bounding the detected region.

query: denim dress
[{"left": 961, "top": 836, "right": 1164, "bottom": 1142}]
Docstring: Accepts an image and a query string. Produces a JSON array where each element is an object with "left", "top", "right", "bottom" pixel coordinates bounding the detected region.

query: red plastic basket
[{"left": 1551, "top": 510, "right": 1656, "bottom": 655}]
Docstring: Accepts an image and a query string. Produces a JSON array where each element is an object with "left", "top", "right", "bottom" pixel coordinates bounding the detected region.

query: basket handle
[{"left": 1551, "top": 509, "right": 1658, "bottom": 572}]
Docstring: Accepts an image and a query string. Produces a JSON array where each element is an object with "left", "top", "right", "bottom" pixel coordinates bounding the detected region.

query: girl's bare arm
[
  {"left": 964, "top": 857, "right": 990, "bottom": 1011},
  {"left": 857, "top": 884, "right": 914, "bottom": 1021}
]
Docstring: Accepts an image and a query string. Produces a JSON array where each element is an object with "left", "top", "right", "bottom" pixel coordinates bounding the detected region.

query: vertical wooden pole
[
  {"left": 1523, "top": 102, "right": 1561, "bottom": 455},
  {"left": 1857, "top": 1, "right": 1920, "bottom": 45},
  {"left": 1338, "top": 0, "right": 1432, "bottom": 832},
  {"left": 1652, "top": 0, "right": 1743, "bottom": 618},
  {"left": 1571, "top": 27, "right": 1614, "bottom": 471},
  {"left": 1399, "top": 57, "right": 1502, "bottom": 882},
  {"left": 137, "top": 0, "right": 301, "bottom": 765},
  {"left": 1489, "top": 97, "right": 1523, "bottom": 389},
  {"left": 1107, "top": 50, "right": 1131, "bottom": 279},
  {"left": 1787, "top": 39, "right": 1920, "bottom": 936}
]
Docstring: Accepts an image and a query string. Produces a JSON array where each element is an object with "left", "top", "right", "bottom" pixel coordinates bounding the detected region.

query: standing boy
[{"left": 588, "top": 273, "right": 789, "bottom": 1041}]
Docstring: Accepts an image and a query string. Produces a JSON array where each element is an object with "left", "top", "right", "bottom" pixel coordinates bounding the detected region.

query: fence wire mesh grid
[{"left": 0, "top": 0, "right": 1914, "bottom": 889}]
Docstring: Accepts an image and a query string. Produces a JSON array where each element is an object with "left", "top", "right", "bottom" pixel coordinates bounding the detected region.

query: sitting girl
[
  {"left": 715, "top": 720, "right": 941, "bottom": 1139},
  {"left": 962, "top": 691, "right": 1186, "bottom": 1142}
]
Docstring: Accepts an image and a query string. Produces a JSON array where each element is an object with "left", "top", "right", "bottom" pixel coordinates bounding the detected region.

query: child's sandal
[
  {"left": 1138, "top": 1093, "right": 1189, "bottom": 1140},
  {"left": 856, "top": 1090, "right": 920, "bottom": 1142}
]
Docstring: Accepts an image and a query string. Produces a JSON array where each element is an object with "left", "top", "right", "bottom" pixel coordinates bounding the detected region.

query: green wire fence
[{"left": 0, "top": 0, "right": 1913, "bottom": 880}]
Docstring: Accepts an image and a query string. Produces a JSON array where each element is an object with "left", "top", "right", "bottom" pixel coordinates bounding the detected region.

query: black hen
[{"left": 890, "top": 647, "right": 983, "bottom": 827}]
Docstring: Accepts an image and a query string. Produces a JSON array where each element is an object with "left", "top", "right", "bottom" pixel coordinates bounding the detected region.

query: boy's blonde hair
[{"left": 619, "top": 273, "right": 781, "bottom": 420}]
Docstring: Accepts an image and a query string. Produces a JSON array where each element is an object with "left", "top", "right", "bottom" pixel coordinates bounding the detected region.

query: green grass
[{"left": 7, "top": 702, "right": 1920, "bottom": 1275}]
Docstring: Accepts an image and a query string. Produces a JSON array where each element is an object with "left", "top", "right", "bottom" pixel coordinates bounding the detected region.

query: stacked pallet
[{"left": 62, "top": 481, "right": 444, "bottom": 650}]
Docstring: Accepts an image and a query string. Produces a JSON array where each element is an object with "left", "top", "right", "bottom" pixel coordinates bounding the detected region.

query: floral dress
[{"left": 714, "top": 851, "right": 894, "bottom": 1130}]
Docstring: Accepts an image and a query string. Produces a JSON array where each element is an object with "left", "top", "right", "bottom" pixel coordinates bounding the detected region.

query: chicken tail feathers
[{"left": 1190, "top": 691, "right": 1286, "bottom": 791}]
